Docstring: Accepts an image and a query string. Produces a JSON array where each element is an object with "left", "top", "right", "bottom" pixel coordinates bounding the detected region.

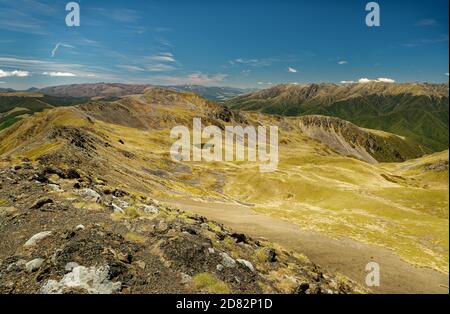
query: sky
[{"left": 0, "top": 0, "right": 449, "bottom": 89}]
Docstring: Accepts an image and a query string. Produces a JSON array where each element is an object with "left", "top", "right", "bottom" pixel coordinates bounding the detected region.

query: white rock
[
  {"left": 220, "top": 252, "right": 236, "bottom": 268},
  {"left": 75, "top": 224, "right": 85, "bottom": 231},
  {"left": 216, "top": 264, "right": 224, "bottom": 272},
  {"left": 64, "top": 262, "right": 79, "bottom": 272},
  {"left": 140, "top": 205, "right": 159, "bottom": 214},
  {"left": 48, "top": 184, "right": 64, "bottom": 192},
  {"left": 24, "top": 231, "right": 52, "bottom": 247},
  {"left": 208, "top": 248, "right": 215, "bottom": 254},
  {"left": 41, "top": 265, "right": 121, "bottom": 294},
  {"left": 80, "top": 188, "right": 101, "bottom": 201},
  {"left": 237, "top": 259, "right": 254, "bottom": 272},
  {"left": 26, "top": 258, "right": 44, "bottom": 272},
  {"left": 180, "top": 273, "right": 192, "bottom": 284},
  {"left": 116, "top": 200, "right": 130, "bottom": 208},
  {"left": 111, "top": 203, "right": 124, "bottom": 214}
]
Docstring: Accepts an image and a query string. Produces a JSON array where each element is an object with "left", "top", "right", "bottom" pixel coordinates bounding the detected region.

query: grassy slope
[
  {"left": 228, "top": 91, "right": 449, "bottom": 152},
  {"left": 0, "top": 94, "right": 89, "bottom": 131},
  {"left": 0, "top": 97, "right": 448, "bottom": 274}
]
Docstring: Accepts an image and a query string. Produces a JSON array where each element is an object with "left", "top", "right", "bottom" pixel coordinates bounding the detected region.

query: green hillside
[{"left": 227, "top": 83, "right": 449, "bottom": 152}]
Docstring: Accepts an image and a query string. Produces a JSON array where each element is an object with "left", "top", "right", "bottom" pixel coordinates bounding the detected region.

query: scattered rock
[
  {"left": 180, "top": 273, "right": 192, "bottom": 284},
  {"left": 112, "top": 189, "right": 128, "bottom": 197},
  {"left": 7, "top": 259, "right": 26, "bottom": 272},
  {"left": 208, "top": 248, "right": 215, "bottom": 254},
  {"left": 25, "top": 258, "right": 45, "bottom": 273},
  {"left": 65, "top": 169, "right": 81, "bottom": 179},
  {"left": 266, "top": 248, "right": 277, "bottom": 262},
  {"left": 48, "top": 184, "right": 64, "bottom": 192},
  {"left": 30, "top": 198, "right": 53, "bottom": 210},
  {"left": 41, "top": 265, "right": 121, "bottom": 294},
  {"left": 75, "top": 224, "right": 85, "bottom": 231},
  {"left": 295, "top": 282, "right": 310, "bottom": 294},
  {"left": 236, "top": 259, "right": 254, "bottom": 272},
  {"left": 64, "top": 262, "right": 80, "bottom": 273},
  {"left": 156, "top": 222, "right": 168, "bottom": 233},
  {"left": 135, "top": 261, "right": 146, "bottom": 270},
  {"left": 111, "top": 203, "right": 124, "bottom": 214},
  {"left": 140, "top": 205, "right": 159, "bottom": 214},
  {"left": 216, "top": 264, "right": 224, "bottom": 272},
  {"left": 80, "top": 188, "right": 101, "bottom": 201},
  {"left": 230, "top": 233, "right": 247, "bottom": 243},
  {"left": 24, "top": 231, "right": 52, "bottom": 247},
  {"left": 220, "top": 252, "right": 236, "bottom": 268}
]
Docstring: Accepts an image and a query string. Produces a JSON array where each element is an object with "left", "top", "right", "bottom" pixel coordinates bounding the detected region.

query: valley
[{"left": 0, "top": 84, "right": 448, "bottom": 294}]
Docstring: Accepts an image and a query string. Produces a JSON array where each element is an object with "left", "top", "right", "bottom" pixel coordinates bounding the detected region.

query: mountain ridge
[{"left": 226, "top": 82, "right": 449, "bottom": 151}]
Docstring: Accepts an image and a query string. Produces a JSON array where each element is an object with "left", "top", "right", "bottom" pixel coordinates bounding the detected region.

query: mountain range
[
  {"left": 0, "top": 83, "right": 448, "bottom": 293},
  {"left": 226, "top": 83, "right": 449, "bottom": 152}
]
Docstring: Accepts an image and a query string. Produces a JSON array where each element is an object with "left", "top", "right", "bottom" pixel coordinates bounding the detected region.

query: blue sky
[{"left": 0, "top": 0, "right": 448, "bottom": 89}]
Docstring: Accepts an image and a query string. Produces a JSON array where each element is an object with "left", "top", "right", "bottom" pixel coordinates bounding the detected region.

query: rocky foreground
[{"left": 0, "top": 160, "right": 363, "bottom": 294}]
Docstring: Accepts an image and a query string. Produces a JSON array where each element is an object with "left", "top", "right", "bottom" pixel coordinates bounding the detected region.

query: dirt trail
[{"left": 162, "top": 198, "right": 449, "bottom": 294}]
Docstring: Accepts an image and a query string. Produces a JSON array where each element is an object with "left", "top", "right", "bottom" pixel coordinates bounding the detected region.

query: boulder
[
  {"left": 24, "top": 231, "right": 52, "bottom": 247},
  {"left": 41, "top": 265, "right": 121, "bottom": 294},
  {"left": 220, "top": 252, "right": 236, "bottom": 268},
  {"left": 25, "top": 258, "right": 45, "bottom": 272}
]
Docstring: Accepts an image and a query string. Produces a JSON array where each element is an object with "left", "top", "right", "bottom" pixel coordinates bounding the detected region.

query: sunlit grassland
[{"left": 2, "top": 107, "right": 447, "bottom": 273}]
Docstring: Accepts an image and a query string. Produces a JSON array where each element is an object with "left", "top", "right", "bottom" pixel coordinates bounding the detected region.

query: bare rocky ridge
[{"left": 0, "top": 159, "right": 362, "bottom": 294}]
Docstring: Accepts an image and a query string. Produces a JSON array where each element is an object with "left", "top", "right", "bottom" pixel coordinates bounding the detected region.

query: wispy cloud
[
  {"left": 116, "top": 65, "right": 146, "bottom": 72},
  {"left": 51, "top": 43, "right": 75, "bottom": 58},
  {"left": 42, "top": 72, "right": 76, "bottom": 77},
  {"left": 0, "top": 0, "right": 58, "bottom": 35},
  {"left": 338, "top": 60, "right": 348, "bottom": 65},
  {"left": 288, "top": 67, "right": 298, "bottom": 73},
  {"left": 93, "top": 8, "right": 141, "bottom": 23},
  {"left": 416, "top": 19, "right": 438, "bottom": 27},
  {"left": 229, "top": 58, "right": 272, "bottom": 68},
  {"left": 0, "top": 69, "right": 29, "bottom": 77},
  {"left": 154, "top": 73, "right": 227, "bottom": 86},
  {"left": 403, "top": 34, "right": 449, "bottom": 47},
  {"left": 0, "top": 56, "right": 116, "bottom": 80},
  {"left": 147, "top": 52, "right": 176, "bottom": 62}
]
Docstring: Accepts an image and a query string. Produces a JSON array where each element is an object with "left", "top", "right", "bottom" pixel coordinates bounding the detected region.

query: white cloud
[
  {"left": 51, "top": 43, "right": 75, "bottom": 57},
  {"left": 0, "top": 56, "right": 118, "bottom": 80},
  {"left": 377, "top": 77, "right": 396, "bottom": 83},
  {"left": 446, "top": 73, "right": 449, "bottom": 76},
  {"left": 0, "top": 81, "right": 5, "bottom": 84},
  {"left": 116, "top": 65, "right": 145, "bottom": 72},
  {"left": 358, "top": 77, "right": 396, "bottom": 83},
  {"left": 288, "top": 67, "right": 298, "bottom": 73},
  {"left": 145, "top": 63, "right": 176, "bottom": 72},
  {"left": 338, "top": 60, "right": 348, "bottom": 65},
  {"left": 42, "top": 72, "right": 76, "bottom": 77},
  {"left": 0, "top": 69, "right": 30, "bottom": 77},
  {"left": 154, "top": 73, "right": 227, "bottom": 86},
  {"left": 147, "top": 53, "right": 176, "bottom": 62},
  {"left": 416, "top": 19, "right": 438, "bottom": 27},
  {"left": 340, "top": 77, "right": 396, "bottom": 84},
  {"left": 257, "top": 82, "right": 273, "bottom": 85}
]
